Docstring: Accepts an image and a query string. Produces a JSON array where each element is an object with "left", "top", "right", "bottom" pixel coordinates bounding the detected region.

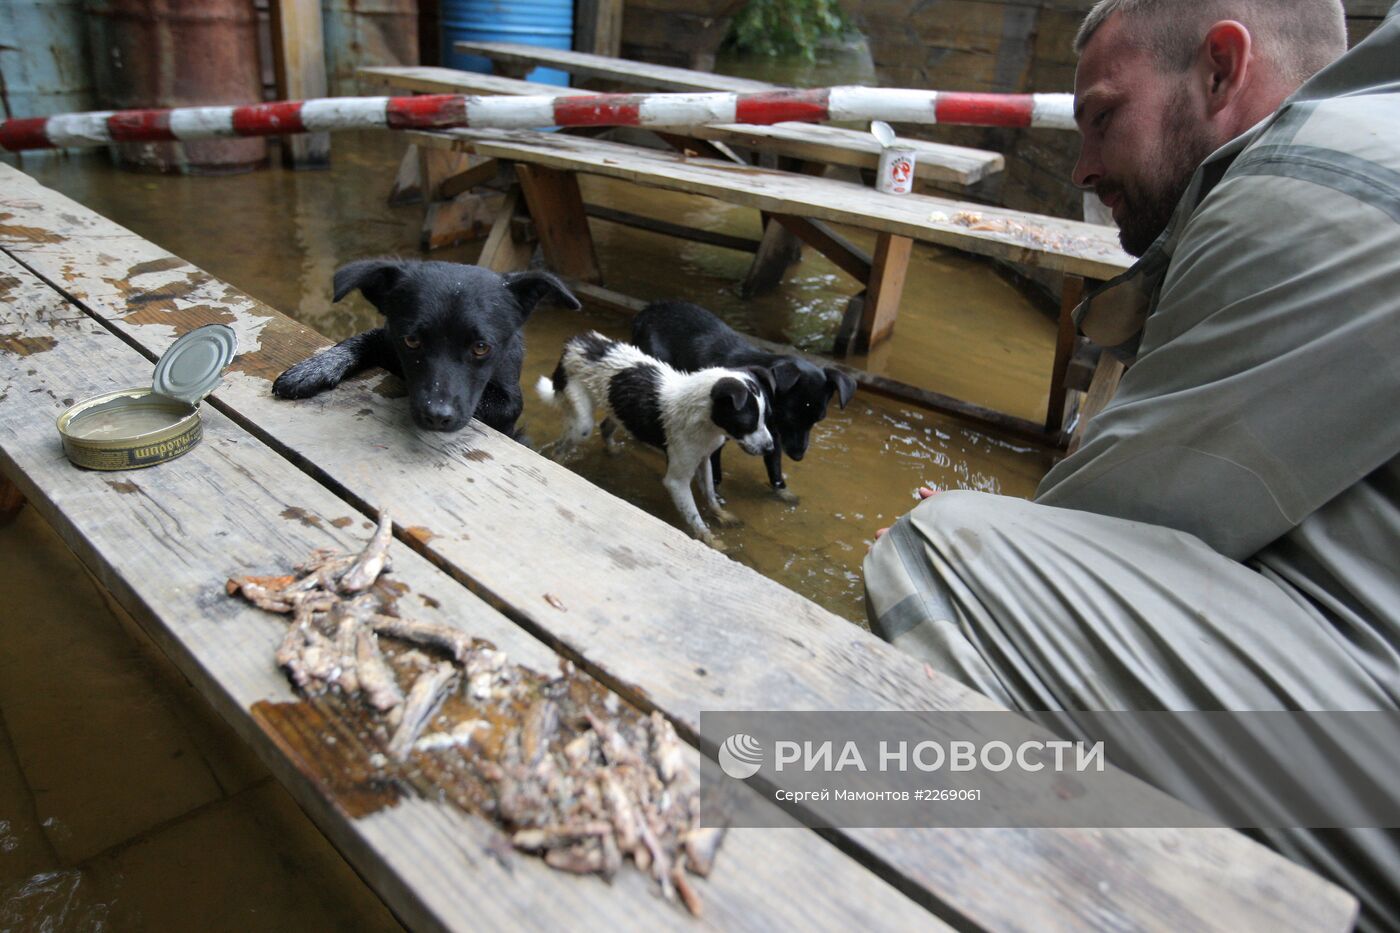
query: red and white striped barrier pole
[{"left": 0, "top": 87, "right": 1076, "bottom": 152}]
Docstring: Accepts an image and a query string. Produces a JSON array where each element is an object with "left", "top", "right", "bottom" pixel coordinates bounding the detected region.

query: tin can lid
[{"left": 152, "top": 324, "right": 238, "bottom": 405}]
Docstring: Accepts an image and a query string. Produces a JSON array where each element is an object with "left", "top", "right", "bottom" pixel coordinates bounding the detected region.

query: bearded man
[{"left": 863, "top": 1, "right": 1400, "bottom": 925}]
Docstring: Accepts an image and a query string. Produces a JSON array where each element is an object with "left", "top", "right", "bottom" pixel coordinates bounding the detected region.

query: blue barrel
[
  {"left": 0, "top": 0, "right": 94, "bottom": 121},
  {"left": 441, "top": 0, "right": 573, "bottom": 88}
]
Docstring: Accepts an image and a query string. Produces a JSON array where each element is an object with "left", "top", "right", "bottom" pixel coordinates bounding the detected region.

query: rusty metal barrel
[
  {"left": 84, "top": 0, "right": 267, "bottom": 173},
  {"left": 322, "top": 0, "right": 419, "bottom": 98}
]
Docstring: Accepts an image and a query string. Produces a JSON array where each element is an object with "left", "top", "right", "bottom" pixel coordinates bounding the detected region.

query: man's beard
[{"left": 1102, "top": 85, "right": 1215, "bottom": 256}]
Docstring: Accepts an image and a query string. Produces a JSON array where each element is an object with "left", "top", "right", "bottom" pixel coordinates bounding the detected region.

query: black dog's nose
[{"left": 421, "top": 402, "right": 459, "bottom": 431}]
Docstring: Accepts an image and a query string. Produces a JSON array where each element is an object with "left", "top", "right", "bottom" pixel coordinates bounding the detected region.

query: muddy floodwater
[{"left": 1, "top": 44, "right": 1062, "bottom": 929}]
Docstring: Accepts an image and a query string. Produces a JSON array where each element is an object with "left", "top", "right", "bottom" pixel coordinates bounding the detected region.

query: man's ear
[
  {"left": 333, "top": 259, "right": 407, "bottom": 308},
  {"left": 771, "top": 358, "right": 802, "bottom": 392},
  {"left": 503, "top": 270, "right": 582, "bottom": 321},
  {"left": 710, "top": 376, "right": 750, "bottom": 410},
  {"left": 824, "top": 368, "right": 857, "bottom": 408},
  {"left": 1200, "top": 20, "right": 1252, "bottom": 116}
]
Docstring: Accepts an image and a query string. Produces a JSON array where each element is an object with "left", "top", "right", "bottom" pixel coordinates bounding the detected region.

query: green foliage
[{"left": 724, "top": 0, "right": 851, "bottom": 61}]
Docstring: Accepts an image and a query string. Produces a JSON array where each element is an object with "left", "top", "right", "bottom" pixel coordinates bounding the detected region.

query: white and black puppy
[{"left": 535, "top": 332, "right": 774, "bottom": 547}]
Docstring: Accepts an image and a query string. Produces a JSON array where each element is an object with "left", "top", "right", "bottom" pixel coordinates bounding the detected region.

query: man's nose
[{"left": 1072, "top": 140, "right": 1101, "bottom": 190}]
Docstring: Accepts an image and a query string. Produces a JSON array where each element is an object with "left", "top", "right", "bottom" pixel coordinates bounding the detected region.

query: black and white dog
[
  {"left": 535, "top": 332, "right": 774, "bottom": 547},
  {"left": 631, "top": 300, "right": 856, "bottom": 500},
  {"left": 273, "top": 259, "right": 579, "bottom": 437}
]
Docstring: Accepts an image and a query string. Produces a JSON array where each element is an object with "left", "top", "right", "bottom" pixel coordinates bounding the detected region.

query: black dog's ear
[
  {"left": 333, "top": 259, "right": 407, "bottom": 307},
  {"left": 770, "top": 358, "right": 802, "bottom": 392},
  {"left": 824, "top": 368, "right": 857, "bottom": 409},
  {"left": 743, "top": 365, "right": 776, "bottom": 396},
  {"left": 503, "top": 270, "right": 582, "bottom": 319},
  {"left": 711, "top": 376, "right": 751, "bottom": 410}
]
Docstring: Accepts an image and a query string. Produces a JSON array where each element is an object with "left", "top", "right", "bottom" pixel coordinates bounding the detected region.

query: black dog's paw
[{"left": 272, "top": 355, "right": 342, "bottom": 399}]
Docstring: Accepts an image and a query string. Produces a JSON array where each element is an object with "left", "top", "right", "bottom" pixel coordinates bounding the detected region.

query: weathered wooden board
[
  {"left": 574, "top": 0, "right": 624, "bottom": 58},
  {"left": 408, "top": 126, "right": 1134, "bottom": 280},
  {"left": 0, "top": 164, "right": 1359, "bottom": 933},
  {"left": 269, "top": 0, "right": 332, "bottom": 168},
  {"left": 356, "top": 65, "right": 1004, "bottom": 186},
  {"left": 450, "top": 40, "right": 772, "bottom": 93},
  {"left": 0, "top": 252, "right": 946, "bottom": 932}
]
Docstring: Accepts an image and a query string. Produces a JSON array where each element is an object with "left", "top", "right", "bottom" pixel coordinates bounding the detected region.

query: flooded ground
[{"left": 1, "top": 44, "right": 1061, "bottom": 928}]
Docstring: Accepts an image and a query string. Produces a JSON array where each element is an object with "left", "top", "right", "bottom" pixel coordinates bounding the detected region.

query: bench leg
[
  {"left": 388, "top": 145, "right": 423, "bottom": 206},
  {"left": 422, "top": 191, "right": 506, "bottom": 251},
  {"left": 741, "top": 213, "right": 803, "bottom": 297},
  {"left": 0, "top": 475, "right": 25, "bottom": 527},
  {"left": 514, "top": 164, "right": 602, "bottom": 284},
  {"left": 478, "top": 185, "right": 536, "bottom": 274},
  {"left": 1045, "top": 274, "right": 1086, "bottom": 435},
  {"left": 1068, "top": 352, "right": 1126, "bottom": 454},
  {"left": 740, "top": 159, "right": 824, "bottom": 297},
  {"left": 837, "top": 233, "right": 911, "bottom": 356}
]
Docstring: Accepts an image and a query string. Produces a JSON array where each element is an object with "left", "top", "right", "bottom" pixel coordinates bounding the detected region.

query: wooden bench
[{"left": 0, "top": 163, "right": 1358, "bottom": 933}]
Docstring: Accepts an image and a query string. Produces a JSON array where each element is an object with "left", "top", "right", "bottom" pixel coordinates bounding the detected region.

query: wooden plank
[
  {"left": 0, "top": 252, "right": 951, "bottom": 933},
  {"left": 438, "top": 157, "right": 503, "bottom": 200},
  {"left": 450, "top": 40, "right": 773, "bottom": 92},
  {"left": 355, "top": 65, "right": 1004, "bottom": 186},
  {"left": 0, "top": 167, "right": 1359, "bottom": 933},
  {"left": 476, "top": 184, "right": 535, "bottom": 273},
  {"left": 1069, "top": 351, "right": 1127, "bottom": 454},
  {"left": 574, "top": 0, "right": 624, "bottom": 57},
  {"left": 1045, "top": 273, "right": 1084, "bottom": 434},
  {"left": 584, "top": 204, "right": 761, "bottom": 252},
  {"left": 268, "top": 0, "right": 331, "bottom": 168},
  {"left": 513, "top": 163, "right": 603, "bottom": 283},
  {"left": 411, "top": 127, "right": 1134, "bottom": 281}
]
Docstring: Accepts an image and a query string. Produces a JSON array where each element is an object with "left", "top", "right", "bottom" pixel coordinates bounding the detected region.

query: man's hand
[{"left": 872, "top": 487, "right": 939, "bottom": 546}]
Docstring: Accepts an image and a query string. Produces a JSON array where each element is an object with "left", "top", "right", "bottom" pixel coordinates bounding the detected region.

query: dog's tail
[{"left": 535, "top": 359, "right": 567, "bottom": 405}]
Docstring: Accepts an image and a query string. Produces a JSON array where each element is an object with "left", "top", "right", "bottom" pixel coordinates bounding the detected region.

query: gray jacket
[{"left": 1037, "top": 3, "right": 1400, "bottom": 697}]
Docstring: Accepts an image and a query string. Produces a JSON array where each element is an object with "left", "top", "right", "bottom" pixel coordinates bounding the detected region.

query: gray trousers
[{"left": 863, "top": 491, "right": 1399, "bottom": 931}]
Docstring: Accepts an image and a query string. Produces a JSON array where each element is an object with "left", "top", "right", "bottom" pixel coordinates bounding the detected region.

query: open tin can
[
  {"left": 876, "top": 145, "right": 917, "bottom": 195},
  {"left": 57, "top": 324, "right": 238, "bottom": 471}
]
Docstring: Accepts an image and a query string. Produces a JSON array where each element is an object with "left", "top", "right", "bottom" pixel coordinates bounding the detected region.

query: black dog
[
  {"left": 273, "top": 259, "right": 579, "bottom": 437},
  {"left": 631, "top": 300, "right": 856, "bottom": 499}
]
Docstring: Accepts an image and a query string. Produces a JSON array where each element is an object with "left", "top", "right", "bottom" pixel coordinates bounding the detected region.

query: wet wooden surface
[
  {"left": 0, "top": 163, "right": 1360, "bottom": 932},
  {"left": 0, "top": 248, "right": 943, "bottom": 932},
  {"left": 357, "top": 65, "right": 1005, "bottom": 187}
]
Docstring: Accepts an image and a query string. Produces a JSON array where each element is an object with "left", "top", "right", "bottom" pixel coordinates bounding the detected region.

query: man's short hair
[{"left": 1074, "top": 0, "right": 1346, "bottom": 85}]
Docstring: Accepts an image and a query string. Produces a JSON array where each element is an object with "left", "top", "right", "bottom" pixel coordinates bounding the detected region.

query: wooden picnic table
[{"left": 0, "top": 162, "right": 1358, "bottom": 932}]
